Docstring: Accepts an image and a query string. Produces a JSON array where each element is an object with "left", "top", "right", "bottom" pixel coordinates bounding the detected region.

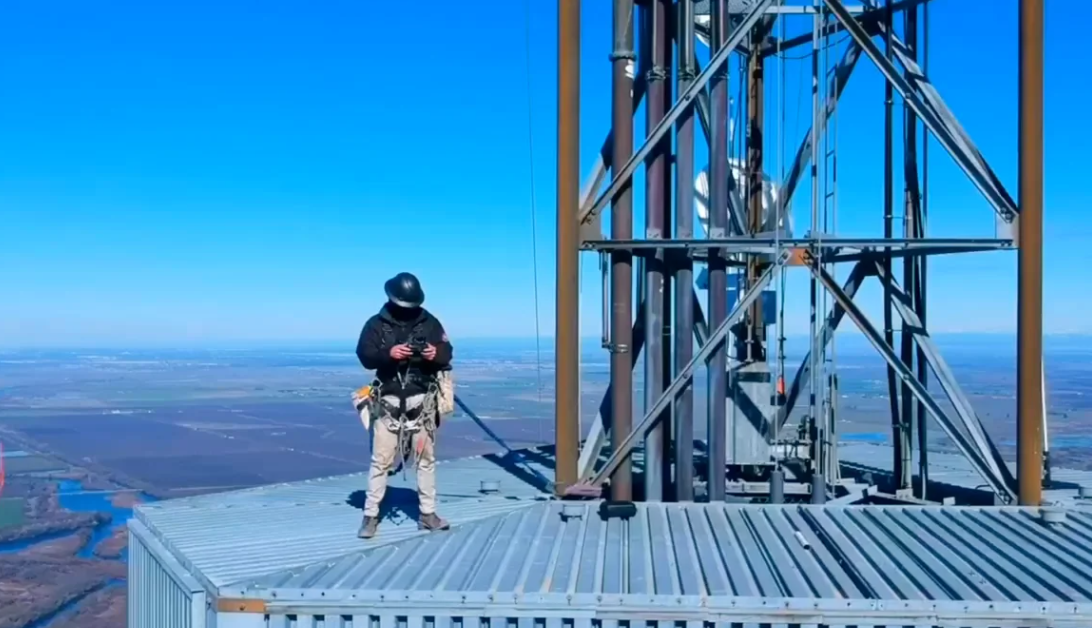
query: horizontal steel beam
[
  {"left": 764, "top": 0, "right": 929, "bottom": 55},
  {"left": 579, "top": 0, "right": 775, "bottom": 227},
  {"left": 582, "top": 237, "right": 1014, "bottom": 252},
  {"left": 828, "top": 246, "right": 1010, "bottom": 263}
]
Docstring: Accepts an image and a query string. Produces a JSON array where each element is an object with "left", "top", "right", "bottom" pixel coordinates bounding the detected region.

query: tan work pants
[{"left": 363, "top": 393, "right": 438, "bottom": 517}]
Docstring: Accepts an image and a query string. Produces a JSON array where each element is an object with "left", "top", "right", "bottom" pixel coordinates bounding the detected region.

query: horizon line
[{"left": 2, "top": 331, "right": 1090, "bottom": 352}]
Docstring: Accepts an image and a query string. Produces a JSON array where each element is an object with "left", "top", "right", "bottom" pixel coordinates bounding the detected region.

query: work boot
[
  {"left": 418, "top": 512, "right": 449, "bottom": 532},
  {"left": 357, "top": 516, "right": 379, "bottom": 539}
]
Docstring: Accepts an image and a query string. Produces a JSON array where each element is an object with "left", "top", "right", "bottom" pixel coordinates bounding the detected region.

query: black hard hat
[{"left": 384, "top": 272, "right": 425, "bottom": 308}]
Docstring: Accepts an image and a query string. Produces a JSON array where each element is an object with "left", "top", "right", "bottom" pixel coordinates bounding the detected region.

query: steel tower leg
[
  {"left": 1017, "top": 0, "right": 1044, "bottom": 506},
  {"left": 554, "top": 0, "right": 581, "bottom": 494},
  {"left": 643, "top": 0, "right": 669, "bottom": 503},
  {"left": 706, "top": 0, "right": 730, "bottom": 503},
  {"left": 673, "top": 0, "right": 697, "bottom": 502},
  {"left": 610, "top": 0, "right": 636, "bottom": 502}
]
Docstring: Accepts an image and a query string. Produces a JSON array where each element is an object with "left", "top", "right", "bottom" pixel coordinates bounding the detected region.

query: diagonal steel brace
[
  {"left": 860, "top": 2, "right": 1017, "bottom": 219},
  {"left": 810, "top": 263, "right": 1015, "bottom": 501},
  {"left": 576, "top": 289, "right": 711, "bottom": 479},
  {"left": 578, "top": 76, "right": 647, "bottom": 217},
  {"left": 579, "top": 251, "right": 791, "bottom": 488},
  {"left": 871, "top": 261, "right": 1017, "bottom": 492},
  {"left": 775, "top": 261, "right": 869, "bottom": 433},
  {"left": 822, "top": 0, "right": 1018, "bottom": 223},
  {"left": 580, "top": 0, "right": 776, "bottom": 226},
  {"left": 691, "top": 51, "right": 747, "bottom": 238}
]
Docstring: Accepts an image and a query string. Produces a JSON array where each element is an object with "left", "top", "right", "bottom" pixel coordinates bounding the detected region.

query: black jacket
[{"left": 355, "top": 304, "right": 453, "bottom": 397}]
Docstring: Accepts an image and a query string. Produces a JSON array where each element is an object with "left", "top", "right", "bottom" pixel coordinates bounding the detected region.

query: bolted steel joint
[{"left": 646, "top": 65, "right": 668, "bottom": 82}]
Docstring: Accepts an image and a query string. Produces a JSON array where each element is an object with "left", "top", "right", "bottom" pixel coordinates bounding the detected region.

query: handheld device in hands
[{"left": 407, "top": 336, "right": 428, "bottom": 356}]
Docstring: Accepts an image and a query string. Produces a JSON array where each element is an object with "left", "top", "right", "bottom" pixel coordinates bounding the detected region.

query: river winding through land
[{"left": 0, "top": 480, "right": 158, "bottom": 627}]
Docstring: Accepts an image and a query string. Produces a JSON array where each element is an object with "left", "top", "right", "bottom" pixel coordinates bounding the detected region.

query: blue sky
[{"left": 0, "top": 0, "right": 1085, "bottom": 347}]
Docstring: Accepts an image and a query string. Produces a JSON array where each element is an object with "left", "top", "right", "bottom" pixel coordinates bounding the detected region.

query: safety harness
[
  {"left": 377, "top": 366, "right": 440, "bottom": 479},
  {"left": 352, "top": 315, "right": 454, "bottom": 477}
]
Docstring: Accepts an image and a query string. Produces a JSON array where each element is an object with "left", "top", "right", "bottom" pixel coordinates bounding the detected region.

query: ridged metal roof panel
[
  {"left": 135, "top": 449, "right": 553, "bottom": 589},
  {"left": 139, "top": 494, "right": 545, "bottom": 589},
  {"left": 238, "top": 501, "right": 1092, "bottom": 623},
  {"left": 142, "top": 450, "right": 552, "bottom": 511}
]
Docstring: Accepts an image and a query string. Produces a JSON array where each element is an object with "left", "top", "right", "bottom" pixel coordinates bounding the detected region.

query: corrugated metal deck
[
  {"left": 133, "top": 449, "right": 554, "bottom": 591},
  {"left": 131, "top": 443, "right": 1092, "bottom": 626},
  {"left": 839, "top": 441, "right": 1092, "bottom": 504},
  {"left": 233, "top": 501, "right": 1092, "bottom": 625}
]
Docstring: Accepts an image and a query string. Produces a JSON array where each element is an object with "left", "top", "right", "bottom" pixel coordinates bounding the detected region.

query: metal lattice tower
[{"left": 554, "top": 0, "right": 1046, "bottom": 506}]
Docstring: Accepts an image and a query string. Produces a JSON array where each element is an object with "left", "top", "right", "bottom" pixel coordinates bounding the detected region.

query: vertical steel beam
[
  {"left": 610, "top": 0, "right": 637, "bottom": 502},
  {"left": 917, "top": 0, "right": 930, "bottom": 492},
  {"left": 673, "top": 0, "right": 697, "bottom": 502},
  {"left": 706, "top": 0, "right": 730, "bottom": 502},
  {"left": 745, "top": 20, "right": 767, "bottom": 364},
  {"left": 1017, "top": 0, "right": 1044, "bottom": 506},
  {"left": 901, "top": 1, "right": 927, "bottom": 498},
  {"left": 881, "top": 0, "right": 908, "bottom": 490},
  {"left": 808, "top": 6, "right": 821, "bottom": 461},
  {"left": 554, "top": 0, "right": 581, "bottom": 493},
  {"left": 643, "top": 0, "right": 669, "bottom": 502},
  {"left": 659, "top": 0, "right": 675, "bottom": 501}
]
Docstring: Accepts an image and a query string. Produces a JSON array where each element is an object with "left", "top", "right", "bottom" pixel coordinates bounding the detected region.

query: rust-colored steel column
[
  {"left": 1017, "top": 0, "right": 1044, "bottom": 506},
  {"left": 554, "top": 0, "right": 581, "bottom": 494},
  {"left": 745, "top": 23, "right": 766, "bottom": 363},
  {"left": 610, "top": 0, "right": 636, "bottom": 502}
]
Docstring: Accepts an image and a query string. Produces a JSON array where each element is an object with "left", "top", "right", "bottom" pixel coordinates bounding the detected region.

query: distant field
[
  {"left": 0, "top": 497, "right": 25, "bottom": 529},
  {"left": 1, "top": 343, "right": 1090, "bottom": 493},
  {"left": 2, "top": 455, "right": 65, "bottom": 474}
]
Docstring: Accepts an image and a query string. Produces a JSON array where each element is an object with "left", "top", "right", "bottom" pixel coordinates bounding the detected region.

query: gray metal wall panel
[
  {"left": 128, "top": 520, "right": 208, "bottom": 628},
  {"left": 244, "top": 609, "right": 1092, "bottom": 628}
]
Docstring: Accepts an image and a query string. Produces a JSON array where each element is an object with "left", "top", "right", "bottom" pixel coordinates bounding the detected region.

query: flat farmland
[
  {"left": 7, "top": 406, "right": 378, "bottom": 492},
  {"left": 15, "top": 413, "right": 276, "bottom": 460},
  {"left": 107, "top": 450, "right": 367, "bottom": 489},
  {"left": 1, "top": 455, "right": 65, "bottom": 474}
]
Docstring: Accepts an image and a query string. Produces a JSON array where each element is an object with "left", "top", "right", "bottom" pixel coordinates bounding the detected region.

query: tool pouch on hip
[
  {"left": 437, "top": 371, "right": 455, "bottom": 416},
  {"left": 350, "top": 384, "right": 378, "bottom": 431}
]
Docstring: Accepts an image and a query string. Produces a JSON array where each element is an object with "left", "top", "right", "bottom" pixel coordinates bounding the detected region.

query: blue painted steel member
[{"left": 354, "top": 272, "right": 453, "bottom": 539}]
